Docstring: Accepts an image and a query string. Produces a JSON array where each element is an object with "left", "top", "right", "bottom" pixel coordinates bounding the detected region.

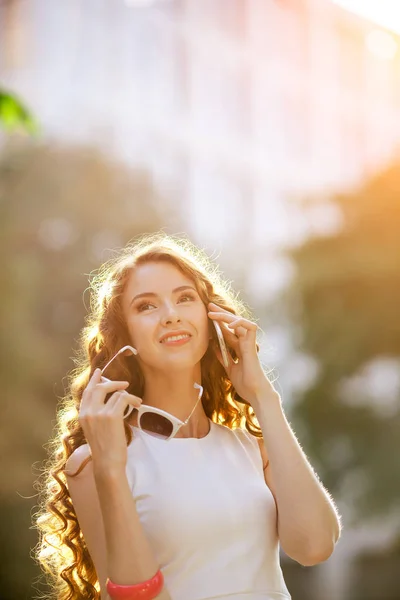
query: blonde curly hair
[{"left": 32, "top": 233, "right": 265, "bottom": 599}]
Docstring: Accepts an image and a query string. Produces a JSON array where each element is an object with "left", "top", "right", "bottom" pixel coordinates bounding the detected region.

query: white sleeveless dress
[{"left": 125, "top": 418, "right": 291, "bottom": 600}]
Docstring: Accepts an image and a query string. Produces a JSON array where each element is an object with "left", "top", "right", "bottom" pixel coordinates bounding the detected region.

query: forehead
[{"left": 124, "top": 261, "right": 195, "bottom": 299}]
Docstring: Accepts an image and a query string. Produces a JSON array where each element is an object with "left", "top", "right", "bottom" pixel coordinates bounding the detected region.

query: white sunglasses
[{"left": 100, "top": 345, "right": 204, "bottom": 440}]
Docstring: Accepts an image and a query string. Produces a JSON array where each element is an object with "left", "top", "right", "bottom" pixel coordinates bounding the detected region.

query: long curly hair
[{"left": 32, "top": 233, "right": 266, "bottom": 600}]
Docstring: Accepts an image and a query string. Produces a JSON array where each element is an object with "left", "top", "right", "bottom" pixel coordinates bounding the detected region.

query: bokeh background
[{"left": 1, "top": 0, "right": 400, "bottom": 599}]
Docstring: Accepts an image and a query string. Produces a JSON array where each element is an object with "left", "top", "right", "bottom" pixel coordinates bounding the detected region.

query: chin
[
  {"left": 159, "top": 351, "right": 205, "bottom": 369},
  {"left": 165, "top": 357, "right": 201, "bottom": 369}
]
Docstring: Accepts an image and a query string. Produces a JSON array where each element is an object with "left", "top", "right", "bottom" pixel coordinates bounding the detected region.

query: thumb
[{"left": 88, "top": 367, "right": 102, "bottom": 388}]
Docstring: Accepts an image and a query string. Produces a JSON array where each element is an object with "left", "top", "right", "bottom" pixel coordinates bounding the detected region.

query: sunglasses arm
[
  {"left": 182, "top": 383, "right": 204, "bottom": 426},
  {"left": 100, "top": 345, "right": 137, "bottom": 377}
]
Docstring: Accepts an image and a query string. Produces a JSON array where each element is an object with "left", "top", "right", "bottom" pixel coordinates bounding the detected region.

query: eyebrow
[{"left": 130, "top": 285, "right": 198, "bottom": 306}]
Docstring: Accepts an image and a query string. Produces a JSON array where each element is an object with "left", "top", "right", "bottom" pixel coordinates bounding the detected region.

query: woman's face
[{"left": 121, "top": 261, "right": 210, "bottom": 371}]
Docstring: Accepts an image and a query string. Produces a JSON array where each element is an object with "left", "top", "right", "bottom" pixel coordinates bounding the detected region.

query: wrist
[
  {"left": 106, "top": 569, "right": 164, "bottom": 600},
  {"left": 252, "top": 382, "right": 281, "bottom": 408},
  {"left": 93, "top": 462, "right": 127, "bottom": 483}
]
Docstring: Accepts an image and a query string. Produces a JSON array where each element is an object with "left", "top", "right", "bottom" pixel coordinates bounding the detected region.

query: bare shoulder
[{"left": 65, "top": 443, "right": 92, "bottom": 477}]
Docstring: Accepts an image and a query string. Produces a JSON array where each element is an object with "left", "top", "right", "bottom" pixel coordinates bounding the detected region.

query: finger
[
  {"left": 233, "top": 325, "right": 248, "bottom": 338},
  {"left": 209, "top": 313, "right": 257, "bottom": 340},
  {"left": 80, "top": 368, "right": 104, "bottom": 410},
  {"left": 224, "top": 318, "right": 258, "bottom": 340},
  {"left": 103, "top": 391, "right": 142, "bottom": 412},
  {"left": 82, "top": 378, "right": 130, "bottom": 412},
  {"left": 227, "top": 317, "right": 258, "bottom": 332},
  {"left": 208, "top": 310, "right": 239, "bottom": 325},
  {"left": 101, "top": 390, "right": 122, "bottom": 410},
  {"left": 208, "top": 302, "right": 235, "bottom": 316},
  {"left": 217, "top": 326, "right": 240, "bottom": 350},
  {"left": 209, "top": 309, "right": 258, "bottom": 330},
  {"left": 105, "top": 391, "right": 143, "bottom": 417},
  {"left": 86, "top": 368, "right": 102, "bottom": 391},
  {"left": 208, "top": 303, "right": 258, "bottom": 333},
  {"left": 96, "top": 379, "right": 130, "bottom": 394},
  {"left": 229, "top": 318, "right": 258, "bottom": 344}
]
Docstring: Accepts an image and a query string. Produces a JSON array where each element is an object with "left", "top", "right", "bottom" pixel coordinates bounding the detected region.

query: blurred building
[
  {"left": 1, "top": 0, "right": 400, "bottom": 294},
  {"left": 1, "top": 2, "right": 400, "bottom": 598}
]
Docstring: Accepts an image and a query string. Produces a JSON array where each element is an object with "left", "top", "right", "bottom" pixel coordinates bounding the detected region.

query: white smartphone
[{"left": 213, "top": 321, "right": 230, "bottom": 369}]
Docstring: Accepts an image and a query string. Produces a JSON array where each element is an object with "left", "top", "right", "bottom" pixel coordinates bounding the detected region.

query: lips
[{"left": 159, "top": 330, "right": 192, "bottom": 343}]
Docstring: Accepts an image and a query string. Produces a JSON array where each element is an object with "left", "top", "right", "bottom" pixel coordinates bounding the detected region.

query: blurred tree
[
  {"left": 0, "top": 139, "right": 179, "bottom": 598},
  {"left": 0, "top": 87, "right": 37, "bottom": 133},
  {"left": 282, "top": 162, "right": 400, "bottom": 525},
  {"left": 350, "top": 535, "right": 400, "bottom": 600}
]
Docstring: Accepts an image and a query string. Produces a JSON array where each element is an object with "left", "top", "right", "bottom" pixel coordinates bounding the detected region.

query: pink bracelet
[{"left": 106, "top": 569, "right": 164, "bottom": 600}]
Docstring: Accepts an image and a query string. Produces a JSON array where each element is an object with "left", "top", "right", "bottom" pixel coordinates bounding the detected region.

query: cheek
[
  {"left": 196, "top": 310, "right": 211, "bottom": 342},
  {"left": 126, "top": 315, "right": 154, "bottom": 346}
]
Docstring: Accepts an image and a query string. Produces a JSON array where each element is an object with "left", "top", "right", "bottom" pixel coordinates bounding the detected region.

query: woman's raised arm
[
  {"left": 66, "top": 444, "right": 171, "bottom": 600},
  {"left": 67, "top": 367, "right": 171, "bottom": 599}
]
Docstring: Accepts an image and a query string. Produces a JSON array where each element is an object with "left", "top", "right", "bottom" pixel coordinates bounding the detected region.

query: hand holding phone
[{"left": 212, "top": 320, "right": 251, "bottom": 405}]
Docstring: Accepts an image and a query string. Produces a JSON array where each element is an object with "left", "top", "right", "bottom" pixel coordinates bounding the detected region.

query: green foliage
[
  {"left": 0, "top": 87, "right": 38, "bottom": 133},
  {"left": 283, "top": 162, "right": 400, "bottom": 524}
]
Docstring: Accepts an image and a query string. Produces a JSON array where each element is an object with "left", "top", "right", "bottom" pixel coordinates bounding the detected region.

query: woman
[{"left": 34, "top": 233, "right": 341, "bottom": 600}]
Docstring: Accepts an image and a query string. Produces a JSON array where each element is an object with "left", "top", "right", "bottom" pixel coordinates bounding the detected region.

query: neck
[{"left": 138, "top": 367, "right": 210, "bottom": 438}]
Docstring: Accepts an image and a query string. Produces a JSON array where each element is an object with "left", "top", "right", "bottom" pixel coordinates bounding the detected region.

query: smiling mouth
[{"left": 160, "top": 334, "right": 191, "bottom": 344}]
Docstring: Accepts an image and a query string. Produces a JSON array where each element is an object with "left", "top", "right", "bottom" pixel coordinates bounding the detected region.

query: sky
[{"left": 330, "top": 0, "right": 400, "bottom": 35}]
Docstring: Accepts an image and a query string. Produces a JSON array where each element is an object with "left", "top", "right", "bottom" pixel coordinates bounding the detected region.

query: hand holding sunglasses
[
  {"left": 78, "top": 366, "right": 143, "bottom": 472},
  {"left": 100, "top": 346, "right": 205, "bottom": 440}
]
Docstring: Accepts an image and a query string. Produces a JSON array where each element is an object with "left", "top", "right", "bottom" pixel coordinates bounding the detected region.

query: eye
[
  {"left": 137, "top": 301, "right": 156, "bottom": 312},
  {"left": 178, "top": 293, "right": 196, "bottom": 303}
]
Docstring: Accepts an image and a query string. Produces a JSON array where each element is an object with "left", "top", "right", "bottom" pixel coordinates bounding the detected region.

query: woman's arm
[
  {"left": 207, "top": 303, "right": 342, "bottom": 566},
  {"left": 253, "top": 388, "right": 342, "bottom": 566},
  {"left": 66, "top": 446, "right": 171, "bottom": 600},
  {"left": 94, "top": 463, "right": 171, "bottom": 599},
  {"left": 70, "top": 369, "right": 171, "bottom": 598}
]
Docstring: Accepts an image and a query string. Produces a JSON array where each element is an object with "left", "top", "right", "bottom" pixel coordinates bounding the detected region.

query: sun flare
[{"left": 331, "top": 0, "right": 400, "bottom": 35}]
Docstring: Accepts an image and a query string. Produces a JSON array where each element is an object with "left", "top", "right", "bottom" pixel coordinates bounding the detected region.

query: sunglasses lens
[{"left": 139, "top": 412, "right": 174, "bottom": 439}]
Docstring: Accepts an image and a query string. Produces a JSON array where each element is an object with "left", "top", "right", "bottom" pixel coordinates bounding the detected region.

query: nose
[{"left": 160, "top": 303, "right": 181, "bottom": 327}]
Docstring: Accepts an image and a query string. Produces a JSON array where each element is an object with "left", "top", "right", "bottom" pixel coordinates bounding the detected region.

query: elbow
[
  {"left": 306, "top": 526, "right": 341, "bottom": 566},
  {"left": 284, "top": 534, "right": 338, "bottom": 567},
  {"left": 299, "top": 543, "right": 335, "bottom": 567},
  {"left": 281, "top": 516, "right": 342, "bottom": 567},
  {"left": 298, "top": 536, "right": 338, "bottom": 567}
]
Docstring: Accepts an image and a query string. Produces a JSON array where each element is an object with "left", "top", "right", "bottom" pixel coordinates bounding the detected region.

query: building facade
[{"left": 2, "top": 0, "right": 400, "bottom": 277}]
